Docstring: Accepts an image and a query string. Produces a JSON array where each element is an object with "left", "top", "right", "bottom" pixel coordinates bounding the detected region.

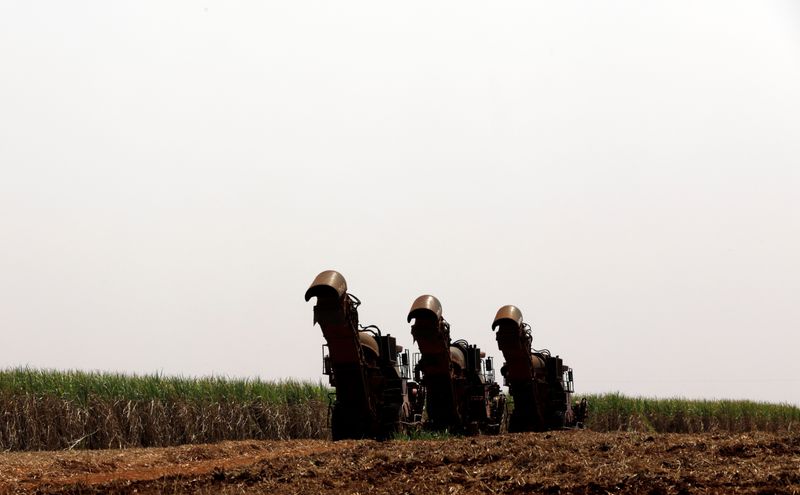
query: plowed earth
[{"left": 1, "top": 431, "right": 799, "bottom": 494}]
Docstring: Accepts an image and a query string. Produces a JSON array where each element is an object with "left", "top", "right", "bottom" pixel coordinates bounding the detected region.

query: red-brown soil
[{"left": 1, "top": 431, "right": 798, "bottom": 494}]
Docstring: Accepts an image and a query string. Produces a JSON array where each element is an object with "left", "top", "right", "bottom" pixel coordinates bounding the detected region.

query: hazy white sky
[{"left": 1, "top": 1, "right": 799, "bottom": 404}]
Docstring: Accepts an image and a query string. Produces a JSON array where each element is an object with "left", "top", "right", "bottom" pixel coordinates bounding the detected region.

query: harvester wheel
[
  {"left": 552, "top": 410, "right": 567, "bottom": 429},
  {"left": 508, "top": 413, "right": 523, "bottom": 433},
  {"left": 331, "top": 404, "right": 368, "bottom": 440},
  {"left": 377, "top": 384, "right": 403, "bottom": 440}
]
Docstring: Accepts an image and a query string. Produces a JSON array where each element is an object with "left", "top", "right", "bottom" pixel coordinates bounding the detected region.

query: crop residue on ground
[{"left": 1, "top": 431, "right": 799, "bottom": 494}]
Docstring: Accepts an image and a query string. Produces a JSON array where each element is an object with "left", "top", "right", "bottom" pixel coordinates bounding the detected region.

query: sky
[{"left": 1, "top": 1, "right": 799, "bottom": 405}]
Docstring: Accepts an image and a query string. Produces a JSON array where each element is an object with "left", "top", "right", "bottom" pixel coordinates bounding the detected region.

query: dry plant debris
[{"left": 1, "top": 431, "right": 798, "bottom": 494}]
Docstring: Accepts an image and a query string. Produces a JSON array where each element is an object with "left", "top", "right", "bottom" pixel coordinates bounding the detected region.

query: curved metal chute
[
  {"left": 449, "top": 346, "right": 466, "bottom": 371},
  {"left": 530, "top": 354, "right": 545, "bottom": 369},
  {"left": 492, "top": 305, "right": 524, "bottom": 330},
  {"left": 358, "top": 332, "right": 380, "bottom": 358},
  {"left": 304, "top": 270, "right": 348, "bottom": 302},
  {"left": 407, "top": 294, "right": 443, "bottom": 323}
]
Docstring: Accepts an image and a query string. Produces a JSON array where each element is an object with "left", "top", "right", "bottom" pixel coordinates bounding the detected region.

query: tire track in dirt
[{"left": 0, "top": 439, "right": 351, "bottom": 494}]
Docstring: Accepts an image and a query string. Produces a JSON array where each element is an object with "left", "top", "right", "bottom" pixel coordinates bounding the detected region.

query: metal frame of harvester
[
  {"left": 493, "top": 305, "right": 586, "bottom": 431},
  {"left": 305, "top": 270, "right": 414, "bottom": 440},
  {"left": 407, "top": 295, "right": 505, "bottom": 435}
]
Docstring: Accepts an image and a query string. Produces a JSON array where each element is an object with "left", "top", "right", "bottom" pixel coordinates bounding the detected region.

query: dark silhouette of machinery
[
  {"left": 408, "top": 295, "right": 505, "bottom": 434},
  {"left": 492, "top": 305, "right": 584, "bottom": 432},
  {"left": 305, "top": 270, "right": 415, "bottom": 440},
  {"left": 305, "top": 270, "right": 583, "bottom": 438}
]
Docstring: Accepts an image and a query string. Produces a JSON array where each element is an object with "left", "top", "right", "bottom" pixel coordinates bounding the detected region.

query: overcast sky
[{"left": 1, "top": 1, "right": 799, "bottom": 405}]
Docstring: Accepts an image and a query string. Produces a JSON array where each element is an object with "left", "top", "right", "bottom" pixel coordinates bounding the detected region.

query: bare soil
[{"left": 1, "top": 431, "right": 798, "bottom": 494}]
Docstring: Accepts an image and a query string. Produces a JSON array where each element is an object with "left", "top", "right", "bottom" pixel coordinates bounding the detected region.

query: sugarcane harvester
[
  {"left": 305, "top": 270, "right": 414, "bottom": 440},
  {"left": 409, "top": 295, "right": 505, "bottom": 434},
  {"left": 492, "top": 305, "right": 582, "bottom": 432}
]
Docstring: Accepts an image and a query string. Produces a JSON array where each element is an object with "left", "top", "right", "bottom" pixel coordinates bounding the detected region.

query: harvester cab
[
  {"left": 483, "top": 356, "right": 496, "bottom": 384},
  {"left": 396, "top": 346, "right": 412, "bottom": 380}
]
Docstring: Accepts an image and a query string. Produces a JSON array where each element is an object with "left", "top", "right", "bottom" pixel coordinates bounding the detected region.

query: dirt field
[{"left": 1, "top": 431, "right": 798, "bottom": 494}]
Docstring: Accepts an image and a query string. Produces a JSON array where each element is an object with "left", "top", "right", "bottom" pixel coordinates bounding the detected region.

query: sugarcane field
[{"left": 3, "top": 2, "right": 799, "bottom": 494}]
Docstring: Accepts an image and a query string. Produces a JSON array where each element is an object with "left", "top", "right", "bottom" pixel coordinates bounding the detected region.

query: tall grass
[
  {"left": 4, "top": 368, "right": 799, "bottom": 451},
  {"left": 0, "top": 368, "right": 329, "bottom": 451},
  {"left": 0, "top": 368, "right": 327, "bottom": 404},
  {"left": 579, "top": 392, "right": 800, "bottom": 433}
]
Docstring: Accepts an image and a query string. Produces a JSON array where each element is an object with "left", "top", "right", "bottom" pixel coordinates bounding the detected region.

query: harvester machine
[
  {"left": 408, "top": 295, "right": 505, "bottom": 434},
  {"left": 305, "top": 270, "right": 415, "bottom": 440},
  {"left": 492, "top": 305, "right": 583, "bottom": 432}
]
